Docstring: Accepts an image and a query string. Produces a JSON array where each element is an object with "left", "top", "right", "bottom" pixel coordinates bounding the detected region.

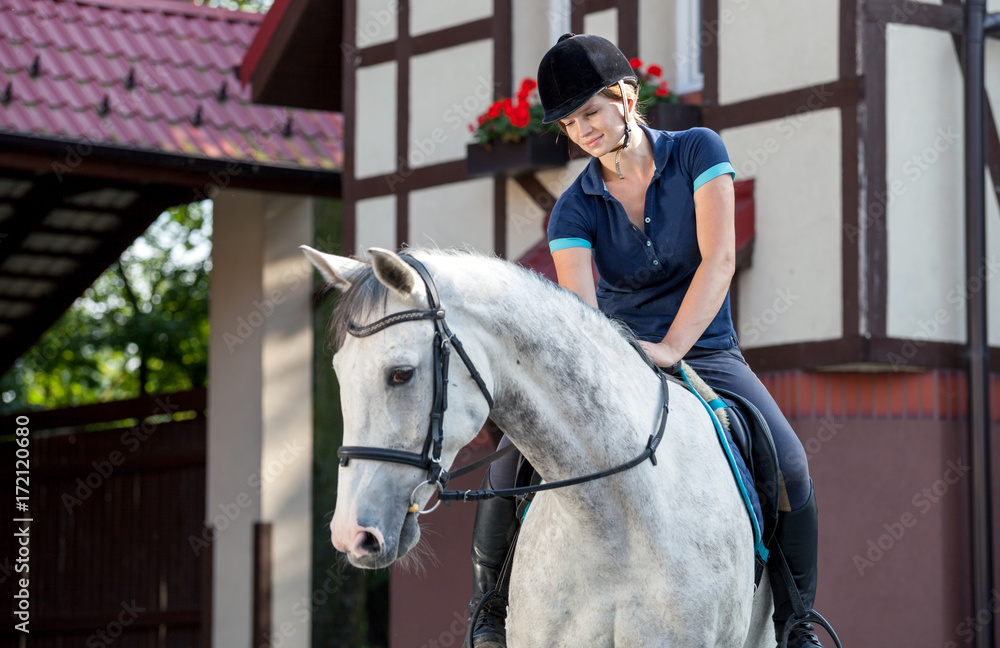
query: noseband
[{"left": 337, "top": 255, "right": 494, "bottom": 514}]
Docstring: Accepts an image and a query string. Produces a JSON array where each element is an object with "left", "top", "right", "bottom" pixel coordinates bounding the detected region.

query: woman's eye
[
  {"left": 586, "top": 111, "right": 598, "bottom": 117},
  {"left": 390, "top": 368, "right": 414, "bottom": 385}
]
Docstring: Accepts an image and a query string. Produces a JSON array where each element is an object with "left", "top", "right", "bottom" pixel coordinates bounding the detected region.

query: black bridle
[
  {"left": 338, "top": 255, "right": 495, "bottom": 514},
  {"left": 337, "top": 254, "right": 671, "bottom": 515}
]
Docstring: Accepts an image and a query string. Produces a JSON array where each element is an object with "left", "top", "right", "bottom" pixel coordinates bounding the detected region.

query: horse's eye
[{"left": 390, "top": 368, "right": 414, "bottom": 385}]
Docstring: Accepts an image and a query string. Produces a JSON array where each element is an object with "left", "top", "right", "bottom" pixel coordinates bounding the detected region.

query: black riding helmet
[{"left": 537, "top": 33, "right": 637, "bottom": 124}]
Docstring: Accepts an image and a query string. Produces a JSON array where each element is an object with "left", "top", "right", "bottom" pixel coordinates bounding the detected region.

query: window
[{"left": 675, "top": 0, "right": 704, "bottom": 94}]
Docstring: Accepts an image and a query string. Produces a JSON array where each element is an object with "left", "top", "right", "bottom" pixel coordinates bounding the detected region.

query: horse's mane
[{"left": 328, "top": 247, "right": 636, "bottom": 352}]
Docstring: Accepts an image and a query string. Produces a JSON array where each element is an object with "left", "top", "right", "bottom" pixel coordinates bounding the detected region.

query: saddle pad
[{"left": 679, "top": 368, "right": 766, "bottom": 562}]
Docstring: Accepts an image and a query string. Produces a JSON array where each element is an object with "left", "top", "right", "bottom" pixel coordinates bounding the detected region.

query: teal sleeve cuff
[
  {"left": 693, "top": 162, "right": 736, "bottom": 192},
  {"left": 549, "top": 237, "right": 592, "bottom": 253}
]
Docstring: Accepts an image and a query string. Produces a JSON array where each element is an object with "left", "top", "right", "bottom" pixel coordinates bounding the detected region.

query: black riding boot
[
  {"left": 464, "top": 473, "right": 518, "bottom": 648},
  {"left": 769, "top": 483, "right": 825, "bottom": 648}
]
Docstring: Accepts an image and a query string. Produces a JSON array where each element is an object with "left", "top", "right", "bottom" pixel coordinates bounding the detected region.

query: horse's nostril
[{"left": 360, "top": 531, "right": 381, "bottom": 554}]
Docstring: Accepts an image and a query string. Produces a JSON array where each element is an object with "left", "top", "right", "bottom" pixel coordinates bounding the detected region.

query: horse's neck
[{"left": 463, "top": 277, "right": 663, "bottom": 492}]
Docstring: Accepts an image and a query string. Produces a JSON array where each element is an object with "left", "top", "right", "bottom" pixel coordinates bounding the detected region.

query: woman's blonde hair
[{"left": 555, "top": 81, "right": 647, "bottom": 135}]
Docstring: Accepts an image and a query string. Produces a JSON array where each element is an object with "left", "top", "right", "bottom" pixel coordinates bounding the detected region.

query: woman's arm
[
  {"left": 638, "top": 174, "right": 736, "bottom": 367},
  {"left": 551, "top": 247, "right": 599, "bottom": 309}
]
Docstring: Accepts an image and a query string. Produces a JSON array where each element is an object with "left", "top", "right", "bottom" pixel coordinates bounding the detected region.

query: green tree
[{"left": 0, "top": 203, "right": 211, "bottom": 414}]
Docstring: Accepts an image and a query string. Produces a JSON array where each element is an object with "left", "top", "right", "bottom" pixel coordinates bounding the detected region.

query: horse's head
[{"left": 302, "top": 246, "right": 493, "bottom": 569}]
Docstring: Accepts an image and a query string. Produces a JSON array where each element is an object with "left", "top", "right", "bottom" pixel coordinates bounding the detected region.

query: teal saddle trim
[{"left": 679, "top": 367, "right": 769, "bottom": 564}]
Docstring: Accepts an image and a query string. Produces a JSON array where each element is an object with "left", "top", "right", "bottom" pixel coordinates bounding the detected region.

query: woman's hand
[{"left": 638, "top": 339, "right": 682, "bottom": 369}]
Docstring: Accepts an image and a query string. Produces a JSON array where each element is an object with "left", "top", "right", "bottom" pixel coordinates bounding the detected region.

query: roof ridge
[{"left": 53, "top": 0, "right": 265, "bottom": 24}]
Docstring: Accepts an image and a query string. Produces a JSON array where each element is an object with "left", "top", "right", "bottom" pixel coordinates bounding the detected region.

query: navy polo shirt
[{"left": 547, "top": 126, "right": 738, "bottom": 349}]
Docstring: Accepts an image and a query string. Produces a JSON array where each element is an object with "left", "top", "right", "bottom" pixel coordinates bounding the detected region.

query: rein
[{"left": 337, "top": 255, "right": 670, "bottom": 513}]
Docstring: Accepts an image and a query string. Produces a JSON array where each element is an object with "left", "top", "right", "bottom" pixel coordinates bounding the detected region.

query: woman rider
[{"left": 465, "top": 34, "right": 824, "bottom": 648}]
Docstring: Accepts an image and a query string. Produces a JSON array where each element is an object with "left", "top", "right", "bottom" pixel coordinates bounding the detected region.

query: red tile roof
[{"left": 0, "top": 0, "right": 343, "bottom": 170}]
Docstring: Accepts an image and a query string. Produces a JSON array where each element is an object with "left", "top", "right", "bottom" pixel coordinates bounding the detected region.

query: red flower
[
  {"left": 655, "top": 86, "right": 670, "bottom": 97},
  {"left": 518, "top": 78, "right": 537, "bottom": 95},
  {"left": 647, "top": 64, "right": 662, "bottom": 77},
  {"left": 501, "top": 97, "right": 515, "bottom": 117},
  {"left": 477, "top": 114, "right": 488, "bottom": 126},
  {"left": 486, "top": 101, "right": 502, "bottom": 120},
  {"left": 629, "top": 57, "right": 642, "bottom": 69},
  {"left": 510, "top": 104, "right": 531, "bottom": 128}
]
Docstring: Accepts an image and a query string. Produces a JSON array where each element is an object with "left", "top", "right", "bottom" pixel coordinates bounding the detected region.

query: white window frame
[{"left": 675, "top": 0, "right": 704, "bottom": 94}]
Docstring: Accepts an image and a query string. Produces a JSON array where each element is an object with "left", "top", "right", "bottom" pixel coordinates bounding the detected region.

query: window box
[
  {"left": 645, "top": 103, "right": 702, "bottom": 131},
  {"left": 466, "top": 132, "right": 569, "bottom": 178}
]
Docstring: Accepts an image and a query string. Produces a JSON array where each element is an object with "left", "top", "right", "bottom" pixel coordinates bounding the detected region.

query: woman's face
[{"left": 559, "top": 93, "right": 628, "bottom": 157}]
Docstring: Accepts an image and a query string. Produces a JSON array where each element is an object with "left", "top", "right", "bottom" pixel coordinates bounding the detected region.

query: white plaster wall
[
  {"left": 209, "top": 190, "right": 314, "bottom": 648},
  {"left": 356, "top": 62, "right": 398, "bottom": 179},
  {"left": 537, "top": 157, "right": 590, "bottom": 197},
  {"left": 410, "top": 0, "right": 492, "bottom": 36},
  {"left": 208, "top": 190, "right": 262, "bottom": 648},
  {"left": 409, "top": 41, "right": 493, "bottom": 168},
  {"left": 506, "top": 179, "right": 547, "bottom": 261},
  {"left": 512, "top": 0, "right": 551, "bottom": 87},
  {"left": 261, "top": 197, "right": 313, "bottom": 647},
  {"left": 717, "top": 0, "right": 838, "bottom": 105},
  {"left": 505, "top": 159, "right": 589, "bottom": 261},
  {"left": 409, "top": 179, "right": 493, "bottom": 251},
  {"left": 987, "top": 37, "right": 1000, "bottom": 345},
  {"left": 639, "top": 0, "right": 680, "bottom": 92},
  {"left": 583, "top": 8, "right": 617, "bottom": 44},
  {"left": 721, "top": 109, "right": 843, "bottom": 347},
  {"left": 356, "top": 0, "right": 398, "bottom": 47},
  {"left": 885, "top": 25, "right": 965, "bottom": 343},
  {"left": 356, "top": 195, "right": 397, "bottom": 255}
]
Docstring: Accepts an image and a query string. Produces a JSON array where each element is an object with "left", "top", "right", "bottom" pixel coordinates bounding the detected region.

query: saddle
[{"left": 709, "top": 386, "right": 781, "bottom": 583}]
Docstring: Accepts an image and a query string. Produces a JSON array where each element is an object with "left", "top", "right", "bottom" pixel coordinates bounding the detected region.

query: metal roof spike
[
  {"left": 191, "top": 105, "right": 203, "bottom": 126},
  {"left": 98, "top": 94, "right": 109, "bottom": 116},
  {"left": 283, "top": 117, "right": 293, "bottom": 138},
  {"left": 1, "top": 83, "right": 11, "bottom": 106},
  {"left": 30, "top": 55, "right": 40, "bottom": 78},
  {"left": 216, "top": 80, "right": 227, "bottom": 102},
  {"left": 125, "top": 67, "right": 136, "bottom": 90}
]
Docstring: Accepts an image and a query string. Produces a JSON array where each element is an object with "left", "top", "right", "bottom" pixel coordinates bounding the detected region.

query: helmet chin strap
[{"left": 612, "top": 79, "right": 632, "bottom": 180}]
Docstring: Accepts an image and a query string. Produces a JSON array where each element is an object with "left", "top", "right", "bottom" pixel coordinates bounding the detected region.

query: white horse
[{"left": 302, "top": 245, "right": 773, "bottom": 647}]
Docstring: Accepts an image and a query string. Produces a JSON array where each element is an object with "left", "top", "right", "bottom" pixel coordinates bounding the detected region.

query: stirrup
[
  {"left": 466, "top": 589, "right": 506, "bottom": 648},
  {"left": 780, "top": 610, "right": 843, "bottom": 648}
]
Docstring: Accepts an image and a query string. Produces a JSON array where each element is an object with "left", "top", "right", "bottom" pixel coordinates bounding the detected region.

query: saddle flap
[{"left": 716, "top": 388, "right": 781, "bottom": 550}]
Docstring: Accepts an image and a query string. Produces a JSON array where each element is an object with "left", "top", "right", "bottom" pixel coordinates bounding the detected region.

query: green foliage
[
  {"left": 0, "top": 203, "right": 211, "bottom": 414},
  {"left": 190, "top": 0, "right": 274, "bottom": 13}
]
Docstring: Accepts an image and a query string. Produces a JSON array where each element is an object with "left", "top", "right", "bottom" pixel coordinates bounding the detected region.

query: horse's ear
[
  {"left": 369, "top": 248, "right": 427, "bottom": 306},
  {"left": 299, "top": 245, "right": 363, "bottom": 292}
]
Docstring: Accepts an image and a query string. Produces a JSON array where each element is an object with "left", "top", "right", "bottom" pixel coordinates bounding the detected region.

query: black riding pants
[{"left": 488, "top": 345, "right": 812, "bottom": 511}]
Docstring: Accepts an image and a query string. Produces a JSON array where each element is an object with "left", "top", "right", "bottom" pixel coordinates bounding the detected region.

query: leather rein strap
[
  {"left": 439, "top": 340, "right": 670, "bottom": 502},
  {"left": 335, "top": 254, "right": 670, "bottom": 512}
]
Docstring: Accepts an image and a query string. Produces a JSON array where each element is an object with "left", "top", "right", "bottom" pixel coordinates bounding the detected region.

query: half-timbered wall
[{"left": 885, "top": 23, "right": 1000, "bottom": 345}]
